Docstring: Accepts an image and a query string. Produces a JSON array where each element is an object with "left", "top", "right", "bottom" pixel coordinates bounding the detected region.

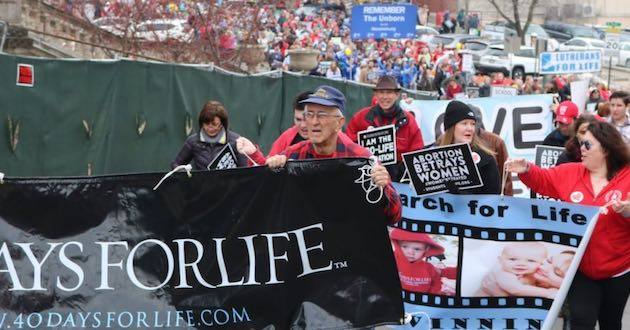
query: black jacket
[
  {"left": 542, "top": 128, "right": 568, "bottom": 147},
  {"left": 460, "top": 147, "right": 501, "bottom": 195},
  {"left": 171, "top": 130, "right": 248, "bottom": 170}
]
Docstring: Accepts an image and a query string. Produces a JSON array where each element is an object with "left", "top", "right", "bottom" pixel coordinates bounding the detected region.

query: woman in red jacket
[{"left": 506, "top": 121, "right": 630, "bottom": 330}]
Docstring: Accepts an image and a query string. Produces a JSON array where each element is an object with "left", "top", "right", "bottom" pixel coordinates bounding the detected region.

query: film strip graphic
[
  {"left": 402, "top": 291, "right": 553, "bottom": 310},
  {"left": 394, "top": 217, "right": 582, "bottom": 247}
]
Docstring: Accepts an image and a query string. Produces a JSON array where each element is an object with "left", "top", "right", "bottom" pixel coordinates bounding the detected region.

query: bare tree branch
[
  {"left": 522, "top": 0, "right": 540, "bottom": 43},
  {"left": 487, "top": 0, "right": 541, "bottom": 44},
  {"left": 487, "top": 0, "right": 515, "bottom": 25}
]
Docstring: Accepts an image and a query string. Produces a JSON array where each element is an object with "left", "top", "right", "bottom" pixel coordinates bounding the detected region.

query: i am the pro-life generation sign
[{"left": 358, "top": 125, "right": 397, "bottom": 166}]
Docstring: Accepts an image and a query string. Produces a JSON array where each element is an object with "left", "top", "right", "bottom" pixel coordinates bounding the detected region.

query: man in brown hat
[{"left": 346, "top": 75, "right": 425, "bottom": 181}]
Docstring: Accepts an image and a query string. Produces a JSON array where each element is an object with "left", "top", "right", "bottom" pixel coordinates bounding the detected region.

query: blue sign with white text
[
  {"left": 539, "top": 50, "right": 602, "bottom": 74},
  {"left": 350, "top": 4, "right": 417, "bottom": 40}
]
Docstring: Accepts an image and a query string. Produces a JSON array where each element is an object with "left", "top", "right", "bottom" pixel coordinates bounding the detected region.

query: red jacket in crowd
[
  {"left": 282, "top": 132, "right": 402, "bottom": 224},
  {"left": 268, "top": 126, "right": 301, "bottom": 156},
  {"left": 491, "top": 77, "right": 513, "bottom": 86},
  {"left": 519, "top": 163, "right": 630, "bottom": 280},
  {"left": 346, "top": 105, "right": 424, "bottom": 162},
  {"left": 446, "top": 83, "right": 463, "bottom": 100}
]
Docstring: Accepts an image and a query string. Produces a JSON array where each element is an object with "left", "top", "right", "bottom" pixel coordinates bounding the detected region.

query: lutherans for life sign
[
  {"left": 350, "top": 4, "right": 417, "bottom": 40},
  {"left": 207, "top": 144, "right": 238, "bottom": 170},
  {"left": 358, "top": 125, "right": 397, "bottom": 165},
  {"left": 402, "top": 143, "right": 482, "bottom": 196},
  {"left": 539, "top": 50, "right": 602, "bottom": 75}
]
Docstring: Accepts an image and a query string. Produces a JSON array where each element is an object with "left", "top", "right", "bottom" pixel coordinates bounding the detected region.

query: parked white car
[
  {"left": 415, "top": 25, "right": 439, "bottom": 44},
  {"left": 558, "top": 37, "right": 606, "bottom": 51},
  {"left": 620, "top": 42, "right": 630, "bottom": 67},
  {"left": 133, "top": 19, "right": 192, "bottom": 42},
  {"left": 92, "top": 17, "right": 133, "bottom": 37},
  {"left": 477, "top": 45, "right": 537, "bottom": 79}
]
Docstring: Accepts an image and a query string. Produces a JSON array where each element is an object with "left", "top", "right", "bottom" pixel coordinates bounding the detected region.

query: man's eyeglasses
[
  {"left": 304, "top": 111, "right": 342, "bottom": 120},
  {"left": 580, "top": 140, "right": 592, "bottom": 150}
]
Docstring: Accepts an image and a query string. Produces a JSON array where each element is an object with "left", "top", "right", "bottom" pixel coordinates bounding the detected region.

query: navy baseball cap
[{"left": 300, "top": 85, "right": 346, "bottom": 114}]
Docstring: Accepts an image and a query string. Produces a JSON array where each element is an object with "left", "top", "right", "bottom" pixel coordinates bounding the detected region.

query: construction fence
[{"left": 0, "top": 54, "right": 435, "bottom": 176}]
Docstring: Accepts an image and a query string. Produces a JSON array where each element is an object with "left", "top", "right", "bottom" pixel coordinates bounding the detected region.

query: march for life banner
[
  {"left": 0, "top": 159, "right": 404, "bottom": 329},
  {"left": 388, "top": 183, "right": 600, "bottom": 330},
  {"left": 400, "top": 94, "right": 554, "bottom": 197}
]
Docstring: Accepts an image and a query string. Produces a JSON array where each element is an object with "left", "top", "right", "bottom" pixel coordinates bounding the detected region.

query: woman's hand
[
  {"left": 611, "top": 192, "right": 630, "bottom": 217},
  {"left": 370, "top": 163, "right": 391, "bottom": 188},
  {"left": 236, "top": 137, "right": 257, "bottom": 156},
  {"left": 505, "top": 158, "right": 530, "bottom": 174}
]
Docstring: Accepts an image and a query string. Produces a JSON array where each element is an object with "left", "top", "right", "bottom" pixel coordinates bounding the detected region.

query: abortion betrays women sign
[
  {"left": 390, "top": 183, "right": 599, "bottom": 330},
  {"left": 0, "top": 159, "right": 403, "bottom": 329}
]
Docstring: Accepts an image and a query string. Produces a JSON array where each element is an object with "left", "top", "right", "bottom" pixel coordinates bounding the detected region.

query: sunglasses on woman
[{"left": 580, "top": 140, "right": 592, "bottom": 150}]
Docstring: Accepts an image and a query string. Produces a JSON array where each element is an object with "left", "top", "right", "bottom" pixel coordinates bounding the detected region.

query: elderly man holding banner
[
  {"left": 265, "top": 85, "right": 402, "bottom": 225},
  {"left": 507, "top": 121, "right": 630, "bottom": 330}
]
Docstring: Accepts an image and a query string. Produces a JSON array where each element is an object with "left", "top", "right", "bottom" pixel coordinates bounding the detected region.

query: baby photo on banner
[{"left": 388, "top": 183, "right": 600, "bottom": 330}]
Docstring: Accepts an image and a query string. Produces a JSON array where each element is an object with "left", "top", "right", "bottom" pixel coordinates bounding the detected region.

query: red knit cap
[{"left": 389, "top": 228, "right": 445, "bottom": 257}]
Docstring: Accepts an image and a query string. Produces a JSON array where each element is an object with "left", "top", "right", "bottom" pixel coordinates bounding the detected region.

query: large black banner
[{"left": 0, "top": 159, "right": 403, "bottom": 329}]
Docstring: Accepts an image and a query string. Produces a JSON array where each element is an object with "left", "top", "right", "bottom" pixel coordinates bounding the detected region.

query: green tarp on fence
[{"left": 0, "top": 54, "right": 433, "bottom": 176}]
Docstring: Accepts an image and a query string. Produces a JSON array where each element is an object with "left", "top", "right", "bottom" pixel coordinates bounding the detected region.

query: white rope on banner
[
  {"left": 354, "top": 156, "right": 384, "bottom": 204},
  {"left": 243, "top": 153, "right": 259, "bottom": 166},
  {"left": 152, "top": 164, "right": 192, "bottom": 191},
  {"left": 400, "top": 168, "right": 411, "bottom": 183}
]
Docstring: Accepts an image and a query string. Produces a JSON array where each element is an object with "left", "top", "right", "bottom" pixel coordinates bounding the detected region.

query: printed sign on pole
[
  {"left": 530, "top": 145, "right": 564, "bottom": 200},
  {"left": 462, "top": 53, "right": 474, "bottom": 73},
  {"left": 490, "top": 86, "right": 518, "bottom": 97},
  {"left": 402, "top": 143, "right": 483, "bottom": 196},
  {"left": 604, "top": 34, "right": 621, "bottom": 58},
  {"left": 358, "top": 125, "right": 397, "bottom": 165},
  {"left": 350, "top": 4, "right": 417, "bottom": 40},
  {"left": 465, "top": 86, "right": 480, "bottom": 99},
  {"left": 570, "top": 79, "right": 589, "bottom": 112},
  {"left": 207, "top": 144, "right": 238, "bottom": 170},
  {"left": 539, "top": 50, "right": 602, "bottom": 75}
]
